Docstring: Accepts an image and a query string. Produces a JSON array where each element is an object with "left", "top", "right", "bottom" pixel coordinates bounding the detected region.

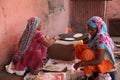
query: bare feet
[{"left": 31, "top": 70, "right": 39, "bottom": 75}]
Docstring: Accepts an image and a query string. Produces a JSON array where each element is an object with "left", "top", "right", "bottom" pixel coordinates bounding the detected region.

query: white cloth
[
  {"left": 95, "top": 73, "right": 112, "bottom": 80},
  {"left": 5, "top": 62, "right": 25, "bottom": 76}
]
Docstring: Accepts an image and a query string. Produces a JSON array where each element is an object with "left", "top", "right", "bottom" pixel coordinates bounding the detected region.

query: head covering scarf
[
  {"left": 87, "top": 16, "right": 115, "bottom": 64},
  {"left": 17, "top": 17, "right": 40, "bottom": 57}
]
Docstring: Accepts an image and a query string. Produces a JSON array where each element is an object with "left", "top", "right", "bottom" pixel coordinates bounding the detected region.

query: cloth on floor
[
  {"left": 24, "top": 58, "right": 85, "bottom": 80},
  {"left": 5, "top": 62, "right": 26, "bottom": 76},
  {"left": 24, "top": 72, "right": 66, "bottom": 80}
]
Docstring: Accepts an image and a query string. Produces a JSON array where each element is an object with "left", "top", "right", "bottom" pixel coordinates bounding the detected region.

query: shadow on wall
[{"left": 0, "top": 44, "right": 18, "bottom": 70}]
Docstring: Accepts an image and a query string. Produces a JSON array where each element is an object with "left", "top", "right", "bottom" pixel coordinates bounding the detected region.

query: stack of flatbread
[{"left": 42, "top": 64, "right": 67, "bottom": 72}]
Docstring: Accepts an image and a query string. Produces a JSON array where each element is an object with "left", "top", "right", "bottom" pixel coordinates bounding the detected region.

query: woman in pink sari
[{"left": 6, "top": 17, "right": 57, "bottom": 76}]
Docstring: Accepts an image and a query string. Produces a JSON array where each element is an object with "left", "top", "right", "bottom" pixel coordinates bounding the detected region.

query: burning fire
[{"left": 64, "top": 27, "right": 75, "bottom": 34}]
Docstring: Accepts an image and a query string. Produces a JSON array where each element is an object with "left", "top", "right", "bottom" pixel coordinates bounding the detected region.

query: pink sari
[
  {"left": 14, "top": 30, "right": 47, "bottom": 71},
  {"left": 6, "top": 17, "right": 47, "bottom": 76}
]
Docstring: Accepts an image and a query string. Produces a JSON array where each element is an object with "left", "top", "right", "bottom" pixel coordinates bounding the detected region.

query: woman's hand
[
  {"left": 74, "top": 61, "right": 86, "bottom": 70},
  {"left": 74, "top": 62, "right": 80, "bottom": 70},
  {"left": 83, "top": 37, "right": 90, "bottom": 44},
  {"left": 52, "top": 35, "right": 60, "bottom": 41}
]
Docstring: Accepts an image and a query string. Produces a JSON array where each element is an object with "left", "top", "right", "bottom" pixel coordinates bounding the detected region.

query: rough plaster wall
[
  {"left": 43, "top": 0, "right": 69, "bottom": 37},
  {"left": 0, "top": 0, "right": 69, "bottom": 67},
  {"left": 106, "top": 0, "right": 120, "bottom": 30},
  {"left": 107, "top": 0, "right": 120, "bottom": 18}
]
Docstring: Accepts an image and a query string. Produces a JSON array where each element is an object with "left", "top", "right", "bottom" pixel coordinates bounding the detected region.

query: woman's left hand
[
  {"left": 53, "top": 35, "right": 60, "bottom": 40},
  {"left": 74, "top": 62, "right": 80, "bottom": 70},
  {"left": 74, "top": 61, "right": 86, "bottom": 70}
]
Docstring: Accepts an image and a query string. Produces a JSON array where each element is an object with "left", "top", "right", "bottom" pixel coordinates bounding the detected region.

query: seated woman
[
  {"left": 74, "top": 16, "right": 116, "bottom": 80},
  {"left": 6, "top": 17, "right": 57, "bottom": 76}
]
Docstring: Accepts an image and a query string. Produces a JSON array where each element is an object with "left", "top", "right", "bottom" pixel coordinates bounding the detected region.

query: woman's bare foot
[{"left": 31, "top": 70, "right": 39, "bottom": 75}]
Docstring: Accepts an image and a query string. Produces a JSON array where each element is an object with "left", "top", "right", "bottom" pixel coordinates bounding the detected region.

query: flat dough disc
[
  {"left": 73, "top": 33, "right": 83, "bottom": 38},
  {"left": 64, "top": 38, "right": 75, "bottom": 41}
]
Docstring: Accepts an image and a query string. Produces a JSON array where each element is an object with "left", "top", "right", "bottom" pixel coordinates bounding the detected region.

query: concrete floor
[
  {"left": 0, "top": 59, "right": 120, "bottom": 80},
  {"left": 0, "top": 69, "right": 23, "bottom": 80},
  {"left": 0, "top": 68, "right": 120, "bottom": 80}
]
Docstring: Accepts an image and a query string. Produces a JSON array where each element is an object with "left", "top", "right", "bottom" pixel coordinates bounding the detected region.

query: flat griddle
[{"left": 59, "top": 33, "right": 89, "bottom": 41}]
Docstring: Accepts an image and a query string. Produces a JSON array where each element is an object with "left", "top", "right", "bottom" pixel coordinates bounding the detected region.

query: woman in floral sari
[
  {"left": 6, "top": 17, "right": 57, "bottom": 76},
  {"left": 74, "top": 16, "right": 116, "bottom": 80}
]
